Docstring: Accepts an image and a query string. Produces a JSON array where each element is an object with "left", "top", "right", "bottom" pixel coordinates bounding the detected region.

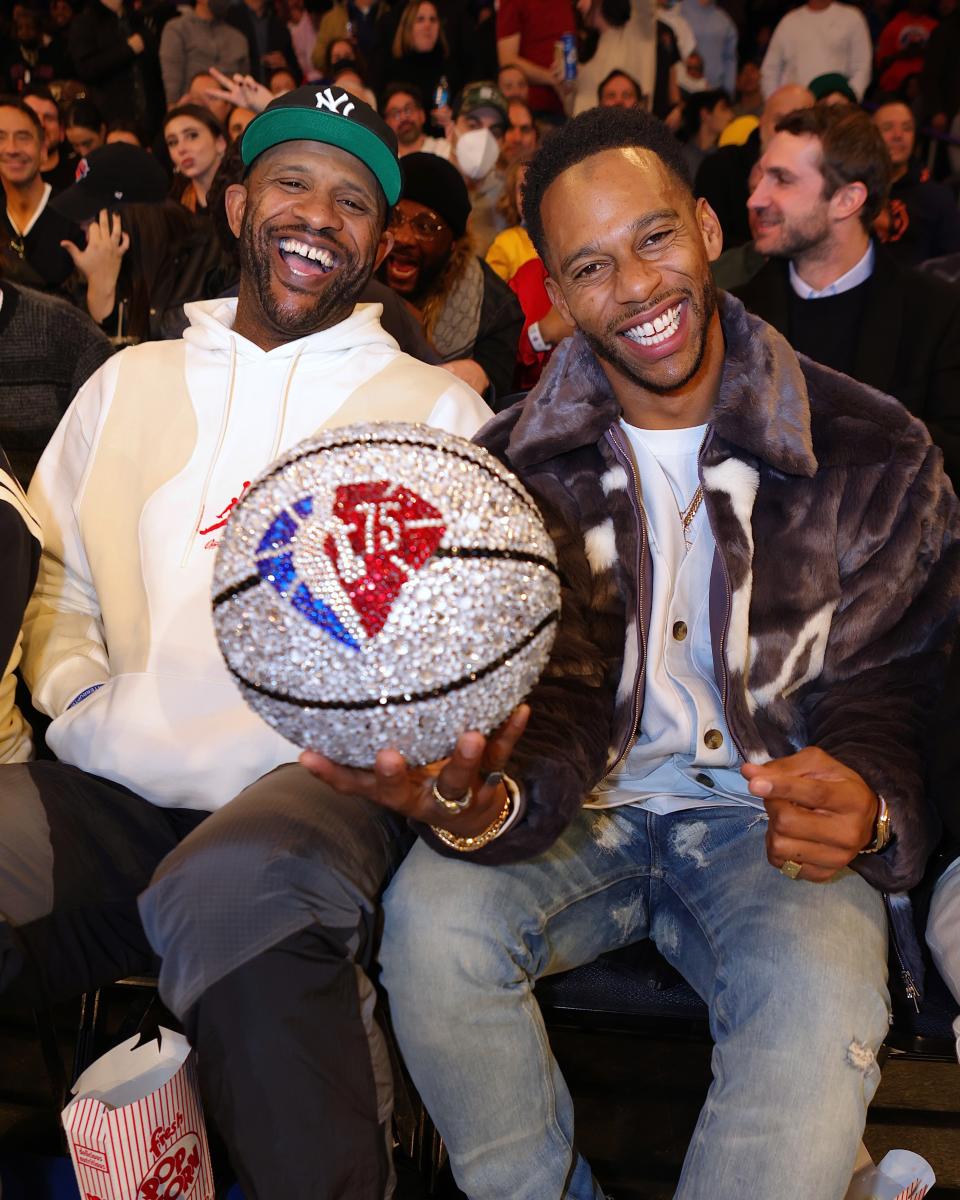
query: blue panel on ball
[
  {"left": 292, "top": 495, "right": 314, "bottom": 518},
  {"left": 290, "top": 583, "right": 360, "bottom": 650},
  {"left": 257, "top": 552, "right": 360, "bottom": 649},
  {"left": 257, "top": 552, "right": 297, "bottom": 593},
  {"left": 257, "top": 509, "right": 298, "bottom": 553}
]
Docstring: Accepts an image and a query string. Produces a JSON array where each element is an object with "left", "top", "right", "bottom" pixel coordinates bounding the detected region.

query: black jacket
[
  {"left": 732, "top": 249, "right": 960, "bottom": 488},
  {"left": 68, "top": 0, "right": 164, "bottom": 134},
  {"left": 694, "top": 126, "right": 759, "bottom": 250},
  {"left": 878, "top": 163, "right": 960, "bottom": 267},
  {"left": 921, "top": 11, "right": 960, "bottom": 122},
  {"left": 0, "top": 203, "right": 81, "bottom": 294},
  {"left": 0, "top": 283, "right": 113, "bottom": 486},
  {"left": 474, "top": 259, "right": 524, "bottom": 408},
  {"left": 0, "top": 446, "right": 40, "bottom": 678},
  {"left": 932, "top": 637, "right": 960, "bottom": 855},
  {"left": 226, "top": 4, "right": 298, "bottom": 83}
]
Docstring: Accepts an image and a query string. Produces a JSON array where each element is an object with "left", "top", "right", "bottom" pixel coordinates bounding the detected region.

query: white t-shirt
[
  {"left": 760, "top": 2, "right": 872, "bottom": 99},
  {"left": 587, "top": 420, "right": 760, "bottom": 813},
  {"left": 418, "top": 136, "right": 453, "bottom": 160},
  {"left": 573, "top": 15, "right": 657, "bottom": 116}
]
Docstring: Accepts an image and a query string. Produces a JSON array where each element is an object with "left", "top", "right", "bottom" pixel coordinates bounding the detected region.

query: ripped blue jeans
[{"left": 381, "top": 804, "right": 890, "bottom": 1200}]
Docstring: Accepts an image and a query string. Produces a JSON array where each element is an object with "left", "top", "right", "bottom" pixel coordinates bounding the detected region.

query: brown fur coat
[{"left": 419, "top": 294, "right": 960, "bottom": 896}]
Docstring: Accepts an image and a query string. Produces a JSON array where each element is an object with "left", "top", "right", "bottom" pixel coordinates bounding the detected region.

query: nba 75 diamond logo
[{"left": 256, "top": 481, "right": 446, "bottom": 649}]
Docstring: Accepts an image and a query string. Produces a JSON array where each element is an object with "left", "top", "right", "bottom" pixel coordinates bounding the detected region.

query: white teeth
[
  {"left": 279, "top": 238, "right": 336, "bottom": 269},
  {"left": 623, "top": 303, "right": 681, "bottom": 347}
]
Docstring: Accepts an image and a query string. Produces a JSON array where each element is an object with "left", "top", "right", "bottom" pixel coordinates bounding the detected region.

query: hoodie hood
[{"left": 182, "top": 297, "right": 400, "bottom": 360}]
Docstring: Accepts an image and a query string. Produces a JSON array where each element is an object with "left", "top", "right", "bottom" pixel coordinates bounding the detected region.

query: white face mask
[{"left": 455, "top": 127, "right": 500, "bottom": 181}]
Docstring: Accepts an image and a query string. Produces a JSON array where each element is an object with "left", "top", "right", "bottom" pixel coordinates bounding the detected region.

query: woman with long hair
[
  {"left": 381, "top": 0, "right": 456, "bottom": 113},
  {"left": 676, "top": 88, "right": 733, "bottom": 179},
  {"left": 163, "top": 104, "right": 227, "bottom": 212},
  {"left": 63, "top": 146, "right": 238, "bottom": 342},
  {"left": 324, "top": 36, "right": 363, "bottom": 73},
  {"left": 64, "top": 98, "right": 107, "bottom": 157}
]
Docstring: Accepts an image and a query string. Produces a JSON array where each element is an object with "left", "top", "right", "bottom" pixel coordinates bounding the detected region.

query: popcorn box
[
  {"left": 846, "top": 1147, "right": 935, "bottom": 1200},
  {"left": 62, "top": 1027, "right": 214, "bottom": 1200}
]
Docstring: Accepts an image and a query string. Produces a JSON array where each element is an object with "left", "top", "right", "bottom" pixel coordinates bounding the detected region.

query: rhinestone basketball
[{"left": 211, "top": 422, "right": 561, "bottom": 767}]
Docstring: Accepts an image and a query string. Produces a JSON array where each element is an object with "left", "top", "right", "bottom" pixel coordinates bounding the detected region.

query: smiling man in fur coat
[{"left": 305, "top": 106, "right": 960, "bottom": 1200}]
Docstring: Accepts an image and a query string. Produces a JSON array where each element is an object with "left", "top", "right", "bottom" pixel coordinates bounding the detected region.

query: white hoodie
[{"left": 23, "top": 299, "right": 493, "bottom": 810}]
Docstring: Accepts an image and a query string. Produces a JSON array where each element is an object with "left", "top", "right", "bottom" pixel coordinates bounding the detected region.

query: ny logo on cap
[{"left": 315, "top": 87, "right": 356, "bottom": 117}]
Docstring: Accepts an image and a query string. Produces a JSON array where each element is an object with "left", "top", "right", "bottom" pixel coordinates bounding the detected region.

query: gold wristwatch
[{"left": 860, "top": 793, "right": 891, "bottom": 855}]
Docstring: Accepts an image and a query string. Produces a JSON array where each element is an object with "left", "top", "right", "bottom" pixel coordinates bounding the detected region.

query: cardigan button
[
  {"left": 672, "top": 620, "right": 688, "bottom": 641},
  {"left": 703, "top": 729, "right": 724, "bottom": 750}
]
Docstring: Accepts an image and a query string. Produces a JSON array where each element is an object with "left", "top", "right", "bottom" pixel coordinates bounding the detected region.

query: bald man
[{"left": 695, "top": 82, "right": 814, "bottom": 248}]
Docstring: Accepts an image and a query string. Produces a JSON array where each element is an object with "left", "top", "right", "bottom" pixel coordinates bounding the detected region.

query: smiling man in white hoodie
[{"left": 1, "top": 85, "right": 492, "bottom": 1199}]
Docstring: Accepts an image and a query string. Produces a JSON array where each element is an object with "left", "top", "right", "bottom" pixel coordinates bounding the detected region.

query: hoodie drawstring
[
  {"left": 181, "top": 338, "right": 238, "bottom": 567},
  {"left": 269, "top": 346, "right": 304, "bottom": 466}
]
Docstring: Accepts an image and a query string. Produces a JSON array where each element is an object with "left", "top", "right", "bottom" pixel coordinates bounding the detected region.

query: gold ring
[
  {"left": 780, "top": 859, "right": 802, "bottom": 880},
  {"left": 432, "top": 780, "right": 472, "bottom": 814}
]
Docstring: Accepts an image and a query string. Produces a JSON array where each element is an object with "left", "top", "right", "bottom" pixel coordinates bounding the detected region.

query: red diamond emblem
[{"left": 324, "top": 481, "right": 446, "bottom": 638}]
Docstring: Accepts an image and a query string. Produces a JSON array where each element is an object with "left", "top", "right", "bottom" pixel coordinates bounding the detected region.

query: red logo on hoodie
[{"left": 198, "top": 481, "right": 251, "bottom": 541}]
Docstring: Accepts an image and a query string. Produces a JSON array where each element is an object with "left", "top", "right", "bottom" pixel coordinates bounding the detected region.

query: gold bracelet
[{"left": 432, "top": 777, "right": 519, "bottom": 853}]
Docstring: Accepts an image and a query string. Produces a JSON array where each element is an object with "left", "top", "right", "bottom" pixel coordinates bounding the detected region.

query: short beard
[
  {"left": 585, "top": 274, "right": 718, "bottom": 397},
  {"left": 397, "top": 124, "right": 422, "bottom": 146},
  {"left": 238, "top": 205, "right": 375, "bottom": 338},
  {"left": 759, "top": 210, "right": 832, "bottom": 262}
]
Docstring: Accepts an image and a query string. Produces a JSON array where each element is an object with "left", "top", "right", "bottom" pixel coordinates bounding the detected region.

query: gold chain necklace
[{"left": 678, "top": 484, "right": 704, "bottom": 552}]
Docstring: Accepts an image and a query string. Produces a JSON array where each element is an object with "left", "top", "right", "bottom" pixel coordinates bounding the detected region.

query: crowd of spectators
[{"left": 2, "top": 0, "right": 960, "bottom": 427}]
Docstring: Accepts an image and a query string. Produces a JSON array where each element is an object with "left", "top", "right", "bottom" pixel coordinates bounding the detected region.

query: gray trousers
[{"left": 0, "top": 759, "right": 412, "bottom": 1200}]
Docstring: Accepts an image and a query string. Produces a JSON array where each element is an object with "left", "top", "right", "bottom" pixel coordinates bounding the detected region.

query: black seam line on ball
[
  {"left": 246, "top": 438, "right": 540, "bottom": 518},
  {"left": 432, "top": 547, "right": 558, "bottom": 574},
  {"left": 227, "top": 610, "right": 560, "bottom": 710},
  {"left": 213, "top": 575, "right": 260, "bottom": 607},
  {"left": 212, "top": 551, "right": 559, "bottom": 609}
]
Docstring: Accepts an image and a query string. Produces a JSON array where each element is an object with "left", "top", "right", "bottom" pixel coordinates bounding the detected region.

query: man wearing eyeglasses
[
  {"left": 381, "top": 150, "right": 523, "bottom": 404},
  {"left": 382, "top": 82, "right": 453, "bottom": 160}
]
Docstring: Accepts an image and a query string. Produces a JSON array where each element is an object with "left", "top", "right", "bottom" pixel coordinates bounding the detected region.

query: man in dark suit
[
  {"left": 227, "top": 0, "right": 299, "bottom": 85},
  {"left": 734, "top": 102, "right": 960, "bottom": 488},
  {"left": 68, "top": 0, "right": 164, "bottom": 137}
]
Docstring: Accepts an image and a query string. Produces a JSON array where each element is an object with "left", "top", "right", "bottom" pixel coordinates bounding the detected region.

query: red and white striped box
[{"left": 62, "top": 1027, "right": 214, "bottom": 1200}]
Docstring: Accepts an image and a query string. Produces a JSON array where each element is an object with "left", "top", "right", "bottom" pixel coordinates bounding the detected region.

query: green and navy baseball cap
[
  {"left": 455, "top": 81, "right": 508, "bottom": 128},
  {"left": 240, "top": 84, "right": 402, "bottom": 206}
]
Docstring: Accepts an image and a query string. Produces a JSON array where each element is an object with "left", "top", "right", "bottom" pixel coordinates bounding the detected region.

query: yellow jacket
[{"left": 485, "top": 226, "right": 537, "bottom": 284}]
